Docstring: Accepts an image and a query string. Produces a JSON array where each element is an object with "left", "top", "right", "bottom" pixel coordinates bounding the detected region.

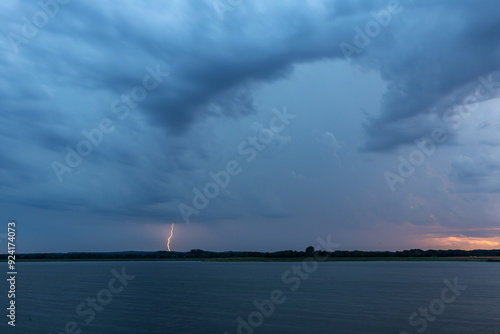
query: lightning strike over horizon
[{"left": 167, "top": 223, "right": 174, "bottom": 252}]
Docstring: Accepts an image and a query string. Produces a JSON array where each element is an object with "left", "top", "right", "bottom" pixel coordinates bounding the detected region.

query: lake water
[{"left": 1, "top": 261, "right": 499, "bottom": 333}]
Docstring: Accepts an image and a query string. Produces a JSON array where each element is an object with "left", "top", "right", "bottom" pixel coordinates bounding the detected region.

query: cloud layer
[{"left": 1, "top": 0, "right": 500, "bottom": 251}]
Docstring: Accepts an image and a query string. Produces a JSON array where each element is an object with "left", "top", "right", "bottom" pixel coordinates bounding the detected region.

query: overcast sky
[{"left": 2, "top": 0, "right": 500, "bottom": 253}]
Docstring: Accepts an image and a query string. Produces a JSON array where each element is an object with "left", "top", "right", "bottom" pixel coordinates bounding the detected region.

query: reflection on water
[{"left": 0, "top": 261, "right": 498, "bottom": 334}]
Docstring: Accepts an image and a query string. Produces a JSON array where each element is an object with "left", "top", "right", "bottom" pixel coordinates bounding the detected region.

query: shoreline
[{"left": 2, "top": 256, "right": 500, "bottom": 263}]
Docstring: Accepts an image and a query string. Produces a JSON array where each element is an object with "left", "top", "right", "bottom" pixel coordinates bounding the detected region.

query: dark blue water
[{"left": 1, "top": 261, "right": 498, "bottom": 333}]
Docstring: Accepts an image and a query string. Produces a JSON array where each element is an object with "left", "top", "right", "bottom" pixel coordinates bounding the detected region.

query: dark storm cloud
[
  {"left": 3, "top": 0, "right": 333, "bottom": 132},
  {"left": 3, "top": 0, "right": 406, "bottom": 135},
  {"left": 5, "top": 0, "right": 500, "bottom": 142},
  {"left": 358, "top": 0, "right": 500, "bottom": 151},
  {"left": 1, "top": 0, "right": 345, "bottom": 217},
  {"left": 2, "top": 0, "right": 500, "bottom": 220}
]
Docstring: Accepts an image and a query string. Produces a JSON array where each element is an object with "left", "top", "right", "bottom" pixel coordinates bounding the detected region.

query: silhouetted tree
[{"left": 305, "top": 246, "right": 315, "bottom": 256}]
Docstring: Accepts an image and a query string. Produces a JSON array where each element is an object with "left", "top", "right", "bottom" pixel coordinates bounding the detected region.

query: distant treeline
[{"left": 2, "top": 247, "right": 500, "bottom": 260}]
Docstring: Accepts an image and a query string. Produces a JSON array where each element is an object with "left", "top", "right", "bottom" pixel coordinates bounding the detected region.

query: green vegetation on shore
[
  {"left": 3, "top": 257, "right": 500, "bottom": 262},
  {"left": 2, "top": 247, "right": 500, "bottom": 262}
]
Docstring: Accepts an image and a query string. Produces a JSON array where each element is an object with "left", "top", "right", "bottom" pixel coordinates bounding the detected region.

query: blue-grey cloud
[{"left": 1, "top": 0, "right": 500, "bottom": 236}]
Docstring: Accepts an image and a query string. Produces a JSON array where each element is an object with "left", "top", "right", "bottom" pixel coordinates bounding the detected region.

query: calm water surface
[{"left": 1, "top": 261, "right": 499, "bottom": 333}]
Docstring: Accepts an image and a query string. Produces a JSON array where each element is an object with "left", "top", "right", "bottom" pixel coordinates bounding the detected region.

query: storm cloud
[{"left": 1, "top": 0, "right": 500, "bottom": 252}]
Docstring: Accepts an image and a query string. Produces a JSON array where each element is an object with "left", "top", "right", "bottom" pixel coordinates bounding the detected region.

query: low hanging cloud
[
  {"left": 2, "top": 0, "right": 500, "bottom": 220},
  {"left": 4, "top": 0, "right": 499, "bottom": 148},
  {"left": 356, "top": 0, "right": 500, "bottom": 151}
]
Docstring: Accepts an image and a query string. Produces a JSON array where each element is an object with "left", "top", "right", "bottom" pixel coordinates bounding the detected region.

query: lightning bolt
[{"left": 167, "top": 223, "right": 174, "bottom": 252}]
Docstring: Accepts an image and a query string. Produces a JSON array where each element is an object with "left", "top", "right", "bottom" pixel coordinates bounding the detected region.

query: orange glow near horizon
[
  {"left": 419, "top": 234, "right": 500, "bottom": 250},
  {"left": 370, "top": 221, "right": 500, "bottom": 250}
]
